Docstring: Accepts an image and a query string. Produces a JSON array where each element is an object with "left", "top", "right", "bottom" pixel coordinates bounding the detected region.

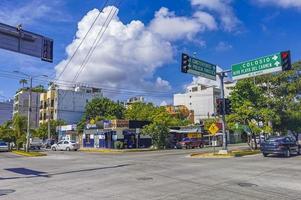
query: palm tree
[
  {"left": 12, "top": 114, "right": 27, "bottom": 150},
  {"left": 19, "top": 79, "right": 28, "bottom": 89}
]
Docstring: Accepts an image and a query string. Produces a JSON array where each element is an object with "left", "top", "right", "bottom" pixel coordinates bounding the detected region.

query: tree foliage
[
  {"left": 227, "top": 61, "right": 301, "bottom": 140},
  {"left": 34, "top": 120, "right": 66, "bottom": 140}
]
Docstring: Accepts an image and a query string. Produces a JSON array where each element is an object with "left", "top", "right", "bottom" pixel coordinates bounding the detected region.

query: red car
[{"left": 176, "top": 138, "right": 204, "bottom": 149}]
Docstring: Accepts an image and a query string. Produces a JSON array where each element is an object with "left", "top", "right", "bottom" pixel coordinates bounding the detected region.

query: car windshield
[
  {"left": 266, "top": 137, "right": 284, "bottom": 143},
  {"left": 0, "top": 141, "right": 7, "bottom": 145},
  {"left": 70, "top": 140, "right": 76, "bottom": 143}
]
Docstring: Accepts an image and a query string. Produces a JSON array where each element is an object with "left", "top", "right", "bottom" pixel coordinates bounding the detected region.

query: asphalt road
[{"left": 1, "top": 148, "right": 301, "bottom": 200}]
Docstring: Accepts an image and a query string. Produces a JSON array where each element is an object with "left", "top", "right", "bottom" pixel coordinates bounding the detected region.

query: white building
[
  {"left": 40, "top": 86, "right": 102, "bottom": 125},
  {"left": 174, "top": 84, "right": 221, "bottom": 123},
  {"left": 13, "top": 90, "right": 41, "bottom": 128},
  {"left": 124, "top": 96, "right": 144, "bottom": 108}
]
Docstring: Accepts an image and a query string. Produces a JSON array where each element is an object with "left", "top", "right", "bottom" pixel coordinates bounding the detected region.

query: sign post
[
  {"left": 0, "top": 23, "right": 53, "bottom": 62},
  {"left": 232, "top": 51, "right": 291, "bottom": 80},
  {"left": 209, "top": 123, "right": 220, "bottom": 154},
  {"left": 181, "top": 53, "right": 217, "bottom": 80}
]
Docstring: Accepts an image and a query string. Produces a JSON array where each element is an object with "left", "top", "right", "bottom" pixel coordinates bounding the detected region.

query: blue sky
[{"left": 0, "top": 0, "right": 301, "bottom": 104}]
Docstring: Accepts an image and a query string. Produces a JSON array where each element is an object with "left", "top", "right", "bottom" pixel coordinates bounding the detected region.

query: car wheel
[
  {"left": 52, "top": 147, "right": 56, "bottom": 151},
  {"left": 66, "top": 147, "right": 71, "bottom": 151},
  {"left": 263, "top": 153, "right": 268, "bottom": 157},
  {"left": 285, "top": 149, "right": 291, "bottom": 157}
]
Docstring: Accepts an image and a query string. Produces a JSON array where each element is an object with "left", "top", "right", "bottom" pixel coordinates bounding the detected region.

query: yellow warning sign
[{"left": 209, "top": 123, "right": 219, "bottom": 135}]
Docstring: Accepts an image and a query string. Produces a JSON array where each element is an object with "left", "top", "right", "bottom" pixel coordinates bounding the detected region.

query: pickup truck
[{"left": 29, "top": 138, "right": 43, "bottom": 150}]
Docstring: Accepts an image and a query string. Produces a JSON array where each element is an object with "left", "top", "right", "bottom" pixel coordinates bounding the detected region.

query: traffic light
[
  {"left": 216, "top": 98, "right": 223, "bottom": 115},
  {"left": 225, "top": 98, "right": 232, "bottom": 115},
  {"left": 181, "top": 53, "right": 190, "bottom": 73},
  {"left": 281, "top": 51, "right": 292, "bottom": 71}
]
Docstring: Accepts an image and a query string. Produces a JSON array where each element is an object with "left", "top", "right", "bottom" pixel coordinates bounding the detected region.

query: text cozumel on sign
[{"left": 231, "top": 52, "right": 283, "bottom": 80}]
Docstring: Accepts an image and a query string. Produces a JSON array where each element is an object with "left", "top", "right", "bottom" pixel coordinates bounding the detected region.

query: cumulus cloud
[
  {"left": 149, "top": 7, "right": 217, "bottom": 41},
  {"left": 256, "top": 0, "right": 301, "bottom": 9},
  {"left": 190, "top": 65, "right": 223, "bottom": 88},
  {"left": 191, "top": 0, "right": 241, "bottom": 32}
]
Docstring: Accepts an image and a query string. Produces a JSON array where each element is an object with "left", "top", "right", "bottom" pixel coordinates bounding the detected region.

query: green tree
[
  {"left": 34, "top": 120, "right": 66, "bottom": 140},
  {"left": 142, "top": 106, "right": 179, "bottom": 149},
  {"left": 125, "top": 102, "right": 156, "bottom": 121},
  {"left": 0, "top": 121, "right": 14, "bottom": 143},
  {"left": 12, "top": 114, "right": 27, "bottom": 150},
  {"left": 84, "top": 97, "right": 125, "bottom": 120}
]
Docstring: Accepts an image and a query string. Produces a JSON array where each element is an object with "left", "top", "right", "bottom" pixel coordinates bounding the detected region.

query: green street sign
[
  {"left": 187, "top": 57, "right": 217, "bottom": 80},
  {"left": 231, "top": 52, "right": 283, "bottom": 80}
]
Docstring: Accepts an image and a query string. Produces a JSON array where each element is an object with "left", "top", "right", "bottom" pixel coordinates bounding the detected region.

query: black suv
[{"left": 260, "top": 136, "right": 300, "bottom": 157}]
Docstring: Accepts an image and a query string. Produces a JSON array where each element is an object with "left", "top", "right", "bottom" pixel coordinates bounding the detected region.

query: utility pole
[
  {"left": 47, "top": 100, "right": 51, "bottom": 140},
  {"left": 26, "top": 76, "right": 32, "bottom": 152}
]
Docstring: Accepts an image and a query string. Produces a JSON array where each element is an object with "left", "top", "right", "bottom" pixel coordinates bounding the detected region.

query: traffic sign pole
[{"left": 217, "top": 70, "right": 231, "bottom": 151}]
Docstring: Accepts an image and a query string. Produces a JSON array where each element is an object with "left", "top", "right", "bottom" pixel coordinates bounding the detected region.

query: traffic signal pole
[{"left": 217, "top": 70, "right": 231, "bottom": 152}]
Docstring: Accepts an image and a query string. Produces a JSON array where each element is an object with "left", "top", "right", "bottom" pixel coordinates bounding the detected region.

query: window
[
  {"left": 64, "top": 141, "right": 69, "bottom": 144},
  {"left": 192, "top": 87, "right": 198, "bottom": 92},
  {"left": 51, "top": 99, "right": 54, "bottom": 107},
  {"left": 57, "top": 141, "right": 63, "bottom": 145}
]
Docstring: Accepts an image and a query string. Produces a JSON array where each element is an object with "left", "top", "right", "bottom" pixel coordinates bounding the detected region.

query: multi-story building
[
  {"left": 174, "top": 84, "right": 221, "bottom": 123},
  {"left": 0, "top": 99, "right": 13, "bottom": 124},
  {"left": 13, "top": 90, "right": 41, "bottom": 128},
  {"left": 124, "top": 96, "right": 144, "bottom": 108},
  {"left": 39, "top": 85, "right": 102, "bottom": 125}
]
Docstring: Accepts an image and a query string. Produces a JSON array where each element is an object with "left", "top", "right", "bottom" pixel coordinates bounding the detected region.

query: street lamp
[{"left": 13, "top": 71, "right": 48, "bottom": 152}]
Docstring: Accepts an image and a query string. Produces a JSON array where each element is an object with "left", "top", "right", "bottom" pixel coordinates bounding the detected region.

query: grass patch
[
  {"left": 190, "top": 149, "right": 260, "bottom": 158},
  {"left": 79, "top": 148, "right": 157, "bottom": 153},
  {"left": 231, "top": 150, "right": 261, "bottom": 157},
  {"left": 12, "top": 150, "right": 46, "bottom": 157}
]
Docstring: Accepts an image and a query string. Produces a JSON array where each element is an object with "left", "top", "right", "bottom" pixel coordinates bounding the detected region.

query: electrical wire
[{"left": 52, "top": 0, "right": 111, "bottom": 80}]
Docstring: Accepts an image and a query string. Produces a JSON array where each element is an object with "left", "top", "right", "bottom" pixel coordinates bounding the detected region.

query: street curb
[{"left": 11, "top": 150, "right": 47, "bottom": 157}]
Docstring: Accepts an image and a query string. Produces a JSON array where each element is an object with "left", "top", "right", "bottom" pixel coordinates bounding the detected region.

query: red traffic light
[{"left": 281, "top": 52, "right": 289, "bottom": 59}]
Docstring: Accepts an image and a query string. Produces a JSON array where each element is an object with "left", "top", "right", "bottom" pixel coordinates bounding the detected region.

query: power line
[{"left": 52, "top": 0, "right": 111, "bottom": 80}]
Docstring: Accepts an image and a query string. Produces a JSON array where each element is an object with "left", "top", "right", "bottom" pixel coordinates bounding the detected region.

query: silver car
[
  {"left": 51, "top": 140, "right": 80, "bottom": 151},
  {"left": 0, "top": 140, "right": 9, "bottom": 152}
]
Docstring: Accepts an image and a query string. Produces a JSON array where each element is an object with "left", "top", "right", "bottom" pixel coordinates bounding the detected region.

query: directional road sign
[
  {"left": 181, "top": 53, "right": 217, "bottom": 80},
  {"left": 231, "top": 51, "right": 290, "bottom": 80},
  {"left": 0, "top": 23, "right": 53, "bottom": 62},
  {"left": 209, "top": 123, "right": 219, "bottom": 135}
]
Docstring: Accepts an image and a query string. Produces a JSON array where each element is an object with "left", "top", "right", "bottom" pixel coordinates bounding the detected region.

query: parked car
[
  {"left": 51, "top": 140, "right": 80, "bottom": 151},
  {"left": 42, "top": 139, "right": 55, "bottom": 149},
  {"left": 0, "top": 140, "right": 9, "bottom": 152},
  {"left": 260, "top": 136, "right": 300, "bottom": 157},
  {"left": 176, "top": 138, "right": 204, "bottom": 149}
]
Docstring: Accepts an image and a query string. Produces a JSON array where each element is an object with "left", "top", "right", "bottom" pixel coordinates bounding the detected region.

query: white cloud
[
  {"left": 256, "top": 0, "right": 301, "bottom": 8},
  {"left": 191, "top": 0, "right": 241, "bottom": 32},
  {"left": 55, "top": 7, "right": 174, "bottom": 97},
  {"left": 155, "top": 77, "right": 172, "bottom": 90},
  {"left": 149, "top": 7, "right": 217, "bottom": 41},
  {"left": 190, "top": 65, "right": 223, "bottom": 88},
  {"left": 215, "top": 41, "right": 232, "bottom": 51}
]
